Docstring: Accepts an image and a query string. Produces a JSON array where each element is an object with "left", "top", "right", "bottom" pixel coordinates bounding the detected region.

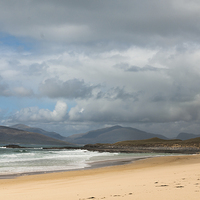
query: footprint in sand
[
  {"left": 156, "top": 184, "right": 168, "bottom": 187},
  {"left": 113, "top": 195, "right": 121, "bottom": 197},
  {"left": 176, "top": 186, "right": 184, "bottom": 188}
]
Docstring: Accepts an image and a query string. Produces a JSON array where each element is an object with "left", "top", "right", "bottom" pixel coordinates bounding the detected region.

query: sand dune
[{"left": 1, "top": 154, "right": 200, "bottom": 200}]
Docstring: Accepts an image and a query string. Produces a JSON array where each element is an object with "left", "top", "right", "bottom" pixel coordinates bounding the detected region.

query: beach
[{"left": 0, "top": 154, "right": 200, "bottom": 200}]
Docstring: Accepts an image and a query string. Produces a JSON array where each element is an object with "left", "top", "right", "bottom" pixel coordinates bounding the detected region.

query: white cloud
[{"left": 10, "top": 100, "right": 68, "bottom": 122}]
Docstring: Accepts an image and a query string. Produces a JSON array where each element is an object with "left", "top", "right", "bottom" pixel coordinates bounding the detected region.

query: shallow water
[{"left": 0, "top": 147, "right": 170, "bottom": 176}]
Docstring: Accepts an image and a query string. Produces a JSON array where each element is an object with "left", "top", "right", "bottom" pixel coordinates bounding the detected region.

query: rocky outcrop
[
  {"left": 83, "top": 145, "right": 200, "bottom": 154},
  {"left": 4, "top": 144, "right": 26, "bottom": 148}
]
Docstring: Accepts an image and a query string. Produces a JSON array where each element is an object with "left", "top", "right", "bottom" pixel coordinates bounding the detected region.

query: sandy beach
[{"left": 1, "top": 154, "right": 200, "bottom": 200}]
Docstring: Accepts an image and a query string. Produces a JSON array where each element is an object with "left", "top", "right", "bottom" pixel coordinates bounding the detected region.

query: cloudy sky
[{"left": 1, "top": 0, "right": 200, "bottom": 137}]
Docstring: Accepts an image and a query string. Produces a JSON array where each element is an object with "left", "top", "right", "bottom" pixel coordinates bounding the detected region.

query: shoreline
[
  {"left": 0, "top": 155, "right": 152, "bottom": 179},
  {"left": 0, "top": 145, "right": 193, "bottom": 180},
  {"left": 1, "top": 154, "right": 200, "bottom": 199},
  {"left": 4, "top": 143, "right": 200, "bottom": 154}
]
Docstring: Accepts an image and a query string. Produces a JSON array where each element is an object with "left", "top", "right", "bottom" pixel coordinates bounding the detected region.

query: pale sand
[{"left": 1, "top": 155, "right": 200, "bottom": 200}]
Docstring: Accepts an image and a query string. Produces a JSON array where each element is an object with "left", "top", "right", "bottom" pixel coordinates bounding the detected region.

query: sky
[{"left": 1, "top": 0, "right": 200, "bottom": 138}]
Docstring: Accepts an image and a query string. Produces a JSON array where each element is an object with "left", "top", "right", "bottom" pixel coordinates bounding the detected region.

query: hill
[
  {"left": 180, "top": 137, "right": 200, "bottom": 147},
  {"left": 11, "top": 124, "right": 66, "bottom": 141},
  {"left": 113, "top": 137, "right": 182, "bottom": 147},
  {"left": 110, "top": 137, "right": 200, "bottom": 148},
  {"left": 84, "top": 137, "right": 200, "bottom": 154},
  {"left": 112, "top": 137, "right": 200, "bottom": 148},
  {"left": 65, "top": 125, "right": 168, "bottom": 144},
  {"left": 0, "top": 126, "right": 71, "bottom": 146}
]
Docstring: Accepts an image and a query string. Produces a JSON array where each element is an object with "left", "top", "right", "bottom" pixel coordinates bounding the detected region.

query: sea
[{"left": 0, "top": 145, "right": 170, "bottom": 177}]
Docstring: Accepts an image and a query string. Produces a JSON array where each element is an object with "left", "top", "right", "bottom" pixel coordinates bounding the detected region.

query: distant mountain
[
  {"left": 0, "top": 126, "right": 71, "bottom": 146},
  {"left": 11, "top": 124, "right": 66, "bottom": 141},
  {"left": 176, "top": 132, "right": 200, "bottom": 140},
  {"left": 65, "top": 125, "right": 168, "bottom": 144}
]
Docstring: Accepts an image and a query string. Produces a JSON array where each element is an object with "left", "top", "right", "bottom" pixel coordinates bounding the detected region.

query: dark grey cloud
[
  {"left": 39, "top": 78, "right": 97, "bottom": 99},
  {"left": 114, "top": 63, "right": 161, "bottom": 72},
  {"left": 1, "top": 0, "right": 200, "bottom": 47},
  {"left": 127, "top": 65, "right": 159, "bottom": 72},
  {"left": 96, "top": 87, "right": 139, "bottom": 101}
]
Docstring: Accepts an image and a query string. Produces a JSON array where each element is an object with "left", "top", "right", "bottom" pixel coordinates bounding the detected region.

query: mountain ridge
[
  {"left": 11, "top": 124, "right": 66, "bottom": 141},
  {"left": 0, "top": 126, "right": 71, "bottom": 146},
  {"left": 8, "top": 124, "right": 200, "bottom": 145},
  {"left": 176, "top": 132, "right": 200, "bottom": 140},
  {"left": 65, "top": 125, "right": 168, "bottom": 144}
]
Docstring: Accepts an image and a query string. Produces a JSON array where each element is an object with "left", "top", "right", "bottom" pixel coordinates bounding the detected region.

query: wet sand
[
  {"left": 0, "top": 154, "right": 200, "bottom": 200},
  {"left": 0, "top": 156, "right": 149, "bottom": 179}
]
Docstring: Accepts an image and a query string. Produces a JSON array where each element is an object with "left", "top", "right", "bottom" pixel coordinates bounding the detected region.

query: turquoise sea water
[{"left": 0, "top": 147, "right": 170, "bottom": 176}]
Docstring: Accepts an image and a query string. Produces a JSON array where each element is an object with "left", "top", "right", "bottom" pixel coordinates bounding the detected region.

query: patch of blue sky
[
  {"left": 0, "top": 96, "right": 77, "bottom": 117},
  {"left": 0, "top": 32, "right": 37, "bottom": 52},
  {"left": 0, "top": 97, "right": 54, "bottom": 116}
]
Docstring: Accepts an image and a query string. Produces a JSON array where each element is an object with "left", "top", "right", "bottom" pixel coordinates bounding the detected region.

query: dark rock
[{"left": 4, "top": 144, "right": 25, "bottom": 148}]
